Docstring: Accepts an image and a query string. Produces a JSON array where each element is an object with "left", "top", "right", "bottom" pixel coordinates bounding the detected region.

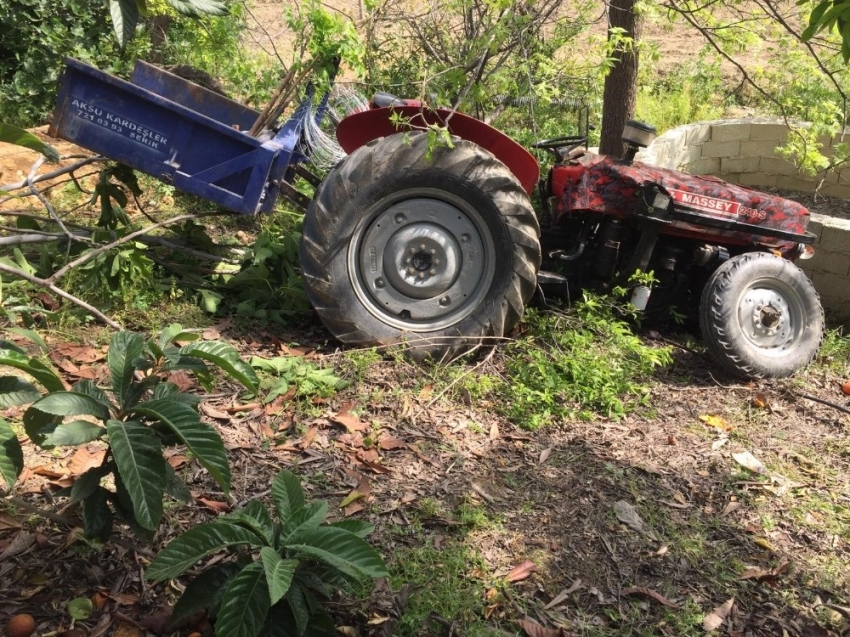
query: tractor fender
[{"left": 335, "top": 106, "right": 539, "bottom": 194}]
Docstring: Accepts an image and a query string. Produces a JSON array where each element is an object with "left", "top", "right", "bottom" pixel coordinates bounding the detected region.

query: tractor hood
[{"left": 555, "top": 154, "right": 812, "bottom": 249}]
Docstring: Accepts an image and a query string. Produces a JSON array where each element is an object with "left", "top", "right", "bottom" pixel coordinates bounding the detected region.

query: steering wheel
[{"left": 531, "top": 134, "right": 588, "bottom": 150}]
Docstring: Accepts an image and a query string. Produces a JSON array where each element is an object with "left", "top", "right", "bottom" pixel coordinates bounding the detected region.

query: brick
[
  {"left": 817, "top": 217, "right": 850, "bottom": 254},
  {"left": 738, "top": 173, "right": 778, "bottom": 188},
  {"left": 759, "top": 157, "right": 797, "bottom": 176},
  {"left": 711, "top": 122, "right": 751, "bottom": 142},
  {"left": 806, "top": 216, "right": 825, "bottom": 243},
  {"left": 749, "top": 123, "right": 790, "bottom": 141},
  {"left": 720, "top": 156, "right": 760, "bottom": 175},
  {"left": 740, "top": 140, "right": 782, "bottom": 158},
  {"left": 723, "top": 173, "right": 741, "bottom": 184},
  {"left": 686, "top": 157, "right": 721, "bottom": 175},
  {"left": 675, "top": 145, "right": 703, "bottom": 168},
  {"left": 685, "top": 124, "right": 711, "bottom": 145},
  {"left": 701, "top": 140, "right": 740, "bottom": 158},
  {"left": 810, "top": 270, "right": 850, "bottom": 299},
  {"left": 801, "top": 249, "right": 850, "bottom": 276}
]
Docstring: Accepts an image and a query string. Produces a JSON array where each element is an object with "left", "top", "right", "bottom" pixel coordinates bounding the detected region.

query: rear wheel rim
[{"left": 348, "top": 188, "right": 496, "bottom": 331}]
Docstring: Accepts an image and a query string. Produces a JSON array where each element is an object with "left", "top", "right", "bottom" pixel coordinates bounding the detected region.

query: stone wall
[{"left": 636, "top": 118, "right": 850, "bottom": 322}]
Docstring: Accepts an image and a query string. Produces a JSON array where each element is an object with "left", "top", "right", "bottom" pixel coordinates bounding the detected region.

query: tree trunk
[{"left": 599, "top": 0, "right": 643, "bottom": 157}]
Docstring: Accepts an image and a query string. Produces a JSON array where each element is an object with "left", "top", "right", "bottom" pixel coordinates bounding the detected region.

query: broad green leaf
[
  {"left": 171, "top": 563, "right": 242, "bottom": 625},
  {"left": 113, "top": 473, "right": 155, "bottom": 543},
  {"left": 215, "top": 562, "right": 270, "bottom": 637},
  {"left": 108, "top": 332, "right": 145, "bottom": 408},
  {"left": 4, "top": 328, "right": 47, "bottom": 351},
  {"left": 329, "top": 519, "right": 375, "bottom": 538},
  {"left": 164, "top": 463, "right": 192, "bottom": 503},
  {"left": 0, "top": 377, "right": 41, "bottom": 407},
  {"left": 0, "top": 349, "right": 63, "bottom": 392},
  {"left": 259, "top": 548, "right": 297, "bottom": 606},
  {"left": 222, "top": 500, "right": 275, "bottom": 545},
  {"left": 44, "top": 420, "right": 107, "bottom": 446},
  {"left": 0, "top": 342, "right": 25, "bottom": 355},
  {"left": 107, "top": 420, "right": 165, "bottom": 530},
  {"left": 0, "top": 418, "right": 23, "bottom": 489},
  {"left": 109, "top": 0, "right": 138, "bottom": 47},
  {"left": 130, "top": 398, "right": 230, "bottom": 494},
  {"left": 282, "top": 501, "right": 328, "bottom": 541},
  {"left": 271, "top": 470, "right": 305, "bottom": 522},
  {"left": 178, "top": 341, "right": 258, "bottom": 395},
  {"left": 71, "top": 380, "right": 112, "bottom": 410},
  {"left": 285, "top": 580, "right": 310, "bottom": 637},
  {"left": 71, "top": 466, "right": 108, "bottom": 502},
  {"left": 284, "top": 527, "right": 388, "bottom": 580},
  {"left": 31, "top": 391, "right": 110, "bottom": 422},
  {"left": 157, "top": 324, "right": 198, "bottom": 350},
  {"left": 23, "top": 407, "right": 60, "bottom": 447},
  {"left": 82, "top": 487, "right": 113, "bottom": 541},
  {"left": 0, "top": 124, "right": 60, "bottom": 162},
  {"left": 165, "top": 0, "right": 227, "bottom": 16},
  {"left": 146, "top": 522, "right": 264, "bottom": 580}
]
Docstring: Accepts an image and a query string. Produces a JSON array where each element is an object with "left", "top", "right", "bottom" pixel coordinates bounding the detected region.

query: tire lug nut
[
  {"left": 419, "top": 243, "right": 426, "bottom": 250},
  {"left": 439, "top": 296, "right": 451, "bottom": 306},
  {"left": 405, "top": 257, "right": 411, "bottom": 264},
  {"left": 375, "top": 278, "right": 385, "bottom": 288},
  {"left": 394, "top": 213, "right": 406, "bottom": 224},
  {"left": 410, "top": 248, "right": 416, "bottom": 254},
  {"left": 430, "top": 249, "right": 436, "bottom": 255},
  {"left": 429, "top": 269, "right": 436, "bottom": 275},
  {"left": 434, "top": 259, "right": 441, "bottom": 265},
  {"left": 408, "top": 268, "right": 415, "bottom": 274},
  {"left": 418, "top": 272, "right": 425, "bottom": 279}
]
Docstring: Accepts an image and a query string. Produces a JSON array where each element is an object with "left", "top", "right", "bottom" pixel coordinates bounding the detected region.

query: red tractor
[{"left": 301, "top": 97, "right": 824, "bottom": 379}]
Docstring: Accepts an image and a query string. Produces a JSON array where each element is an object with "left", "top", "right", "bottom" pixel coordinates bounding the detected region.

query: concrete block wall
[{"left": 636, "top": 118, "right": 850, "bottom": 323}]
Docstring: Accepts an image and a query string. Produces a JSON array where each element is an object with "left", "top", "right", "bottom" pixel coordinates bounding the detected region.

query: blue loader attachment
[{"left": 49, "top": 58, "right": 320, "bottom": 215}]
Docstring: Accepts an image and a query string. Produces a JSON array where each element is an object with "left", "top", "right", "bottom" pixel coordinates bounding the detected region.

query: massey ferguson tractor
[{"left": 50, "top": 59, "right": 825, "bottom": 379}]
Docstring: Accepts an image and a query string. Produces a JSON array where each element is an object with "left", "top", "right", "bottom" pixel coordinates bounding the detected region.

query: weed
[{"left": 500, "top": 296, "right": 672, "bottom": 428}]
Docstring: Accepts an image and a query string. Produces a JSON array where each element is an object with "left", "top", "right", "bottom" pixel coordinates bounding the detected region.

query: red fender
[{"left": 335, "top": 106, "right": 540, "bottom": 194}]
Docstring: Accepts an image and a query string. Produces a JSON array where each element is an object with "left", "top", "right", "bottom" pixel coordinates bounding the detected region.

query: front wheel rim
[
  {"left": 348, "top": 189, "right": 496, "bottom": 331},
  {"left": 736, "top": 277, "right": 805, "bottom": 355}
]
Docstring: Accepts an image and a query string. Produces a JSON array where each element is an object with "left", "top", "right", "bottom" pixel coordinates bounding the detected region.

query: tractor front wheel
[
  {"left": 699, "top": 251, "right": 824, "bottom": 378},
  {"left": 300, "top": 131, "right": 541, "bottom": 361}
]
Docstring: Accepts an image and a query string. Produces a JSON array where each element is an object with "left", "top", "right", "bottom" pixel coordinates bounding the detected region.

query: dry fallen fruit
[
  {"left": 842, "top": 380, "right": 850, "bottom": 396},
  {"left": 6, "top": 614, "right": 36, "bottom": 637}
]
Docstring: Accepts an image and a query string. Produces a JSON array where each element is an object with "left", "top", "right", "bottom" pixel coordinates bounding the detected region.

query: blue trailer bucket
[{"left": 49, "top": 58, "right": 312, "bottom": 215}]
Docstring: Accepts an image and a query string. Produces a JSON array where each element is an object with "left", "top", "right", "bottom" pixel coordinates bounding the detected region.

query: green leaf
[
  {"left": 271, "top": 470, "right": 305, "bottom": 522},
  {"left": 0, "top": 377, "right": 41, "bottom": 407},
  {"left": 71, "top": 466, "right": 108, "bottom": 502},
  {"left": 282, "top": 501, "right": 328, "bottom": 541},
  {"left": 178, "top": 341, "right": 258, "bottom": 395},
  {"left": 165, "top": 0, "right": 227, "bottom": 16},
  {"left": 0, "top": 418, "right": 23, "bottom": 489},
  {"left": 67, "top": 596, "right": 93, "bottom": 620},
  {"left": 30, "top": 391, "right": 111, "bottom": 422},
  {"left": 164, "top": 463, "right": 192, "bottom": 503},
  {"left": 0, "top": 349, "right": 63, "bottom": 392},
  {"left": 107, "top": 420, "right": 166, "bottom": 530},
  {"left": 171, "top": 563, "right": 242, "bottom": 625},
  {"left": 285, "top": 580, "right": 310, "bottom": 637},
  {"left": 259, "top": 548, "right": 297, "bottom": 606},
  {"left": 328, "top": 519, "right": 374, "bottom": 538},
  {"left": 23, "top": 407, "right": 60, "bottom": 448},
  {"left": 146, "top": 521, "right": 264, "bottom": 580},
  {"left": 112, "top": 473, "right": 155, "bottom": 543},
  {"left": 109, "top": 0, "right": 139, "bottom": 47},
  {"left": 215, "top": 562, "right": 270, "bottom": 637},
  {"left": 222, "top": 500, "right": 275, "bottom": 545},
  {"left": 157, "top": 324, "right": 199, "bottom": 350},
  {"left": 44, "top": 420, "right": 107, "bottom": 446},
  {"left": 4, "top": 328, "right": 47, "bottom": 351},
  {"left": 108, "top": 332, "right": 145, "bottom": 408},
  {"left": 284, "top": 527, "right": 388, "bottom": 580},
  {"left": 0, "top": 124, "right": 60, "bottom": 162},
  {"left": 71, "top": 380, "right": 112, "bottom": 410},
  {"left": 130, "top": 398, "right": 230, "bottom": 494},
  {"left": 82, "top": 487, "right": 114, "bottom": 541}
]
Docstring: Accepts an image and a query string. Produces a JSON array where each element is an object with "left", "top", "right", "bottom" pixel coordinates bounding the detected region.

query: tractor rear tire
[
  {"left": 699, "top": 251, "right": 823, "bottom": 378},
  {"left": 300, "top": 131, "right": 541, "bottom": 361}
]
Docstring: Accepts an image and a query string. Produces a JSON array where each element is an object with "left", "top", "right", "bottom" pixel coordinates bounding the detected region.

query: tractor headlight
[{"left": 622, "top": 120, "right": 657, "bottom": 148}]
